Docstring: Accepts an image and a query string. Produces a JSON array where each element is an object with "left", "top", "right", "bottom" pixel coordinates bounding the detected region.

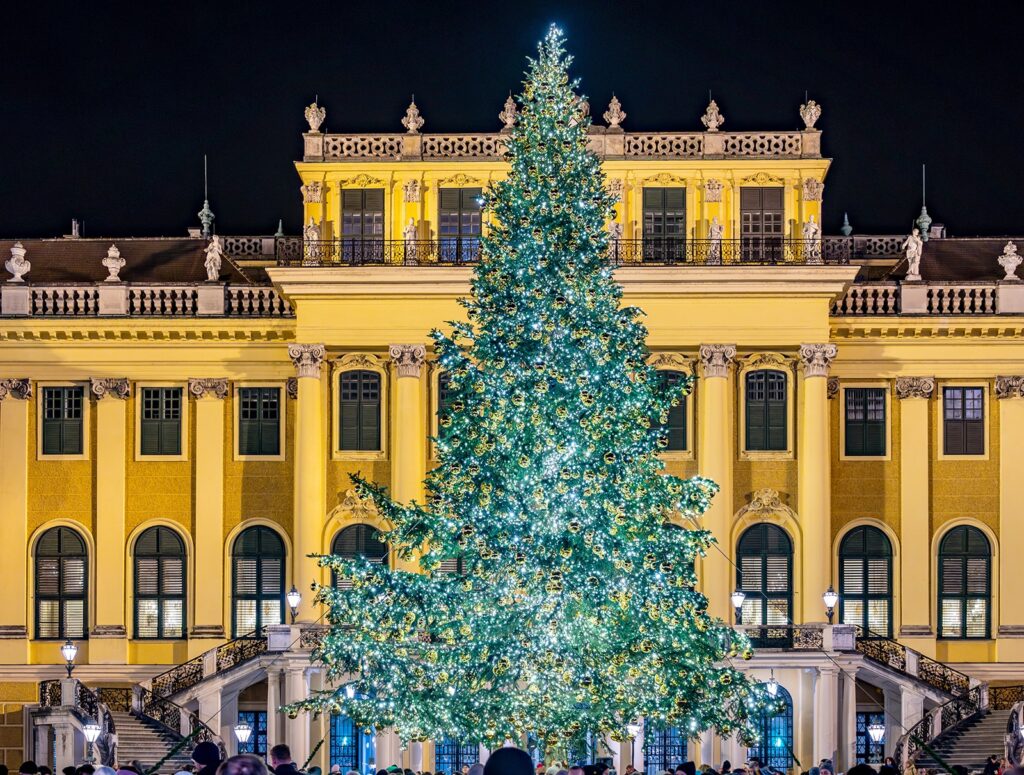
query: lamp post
[
  {"left": 766, "top": 670, "right": 779, "bottom": 698},
  {"left": 82, "top": 720, "right": 101, "bottom": 763},
  {"left": 61, "top": 639, "right": 78, "bottom": 678},
  {"left": 626, "top": 722, "right": 641, "bottom": 770},
  {"left": 730, "top": 590, "right": 746, "bottom": 625},
  {"left": 234, "top": 721, "right": 253, "bottom": 749},
  {"left": 823, "top": 586, "right": 839, "bottom": 624},
  {"left": 287, "top": 586, "right": 302, "bottom": 623},
  {"left": 867, "top": 720, "right": 885, "bottom": 745}
]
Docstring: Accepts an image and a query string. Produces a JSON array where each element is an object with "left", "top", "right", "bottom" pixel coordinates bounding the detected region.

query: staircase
[
  {"left": 110, "top": 712, "right": 195, "bottom": 775},
  {"left": 914, "top": 709, "right": 1011, "bottom": 772}
]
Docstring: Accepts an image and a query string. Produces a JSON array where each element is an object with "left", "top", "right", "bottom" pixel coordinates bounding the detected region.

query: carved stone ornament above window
[
  {"left": 343, "top": 174, "right": 384, "bottom": 188},
  {"left": 402, "top": 179, "right": 422, "bottom": 203},
  {"left": 0, "top": 378, "right": 32, "bottom": 400},
  {"left": 188, "top": 378, "right": 229, "bottom": 400},
  {"left": 337, "top": 487, "right": 381, "bottom": 520},
  {"left": 741, "top": 172, "right": 784, "bottom": 186},
  {"left": 697, "top": 344, "right": 737, "bottom": 378},
  {"left": 647, "top": 352, "right": 693, "bottom": 373},
  {"left": 895, "top": 376, "right": 935, "bottom": 400},
  {"left": 90, "top": 378, "right": 130, "bottom": 400},
  {"left": 827, "top": 377, "right": 840, "bottom": 399},
  {"left": 995, "top": 376, "right": 1024, "bottom": 399},
  {"left": 439, "top": 173, "right": 481, "bottom": 187},
  {"left": 703, "top": 179, "right": 723, "bottom": 203}
]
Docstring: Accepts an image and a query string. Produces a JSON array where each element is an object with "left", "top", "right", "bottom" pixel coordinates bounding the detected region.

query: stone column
[
  {"left": 289, "top": 345, "right": 327, "bottom": 620},
  {"left": 91, "top": 378, "right": 131, "bottom": 661},
  {"left": 813, "top": 665, "right": 839, "bottom": 764},
  {"left": 376, "top": 729, "right": 401, "bottom": 769},
  {"left": 837, "top": 669, "right": 858, "bottom": 772},
  {"left": 284, "top": 665, "right": 311, "bottom": 761},
  {"left": 697, "top": 345, "right": 737, "bottom": 621},
  {"left": 798, "top": 345, "right": 837, "bottom": 623},
  {"left": 266, "top": 666, "right": 283, "bottom": 752},
  {"left": 388, "top": 345, "right": 427, "bottom": 505},
  {"left": 189, "top": 379, "right": 228, "bottom": 643},
  {"left": 220, "top": 689, "right": 240, "bottom": 756},
  {"left": 882, "top": 687, "right": 903, "bottom": 759},
  {"left": 996, "top": 377, "right": 1024, "bottom": 656},
  {"left": 0, "top": 379, "right": 31, "bottom": 660},
  {"left": 896, "top": 377, "right": 935, "bottom": 648}
]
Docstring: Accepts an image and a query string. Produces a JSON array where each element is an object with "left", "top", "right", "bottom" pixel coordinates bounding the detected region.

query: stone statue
[
  {"left": 607, "top": 220, "right": 623, "bottom": 241},
  {"left": 303, "top": 218, "right": 322, "bottom": 264},
  {"left": 404, "top": 218, "right": 418, "bottom": 242},
  {"left": 707, "top": 216, "right": 724, "bottom": 265},
  {"left": 802, "top": 215, "right": 821, "bottom": 263},
  {"left": 902, "top": 227, "right": 924, "bottom": 281},
  {"left": 701, "top": 99, "right": 725, "bottom": 132},
  {"left": 204, "top": 235, "right": 224, "bottom": 282},
  {"left": 403, "top": 179, "right": 421, "bottom": 203},
  {"left": 102, "top": 244, "right": 125, "bottom": 281},
  {"left": 499, "top": 94, "right": 517, "bottom": 130},
  {"left": 401, "top": 97, "right": 425, "bottom": 134},
  {"left": 303, "top": 217, "right": 320, "bottom": 243},
  {"left": 304, "top": 101, "right": 326, "bottom": 133},
  {"left": 603, "top": 95, "right": 626, "bottom": 129},
  {"left": 4, "top": 242, "right": 30, "bottom": 282},
  {"left": 799, "top": 99, "right": 822, "bottom": 130},
  {"left": 998, "top": 241, "right": 1022, "bottom": 280}
]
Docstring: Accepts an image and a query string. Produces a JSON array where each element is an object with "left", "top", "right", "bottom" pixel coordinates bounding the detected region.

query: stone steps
[
  {"left": 915, "top": 710, "right": 1010, "bottom": 771},
  {"left": 110, "top": 712, "right": 195, "bottom": 774}
]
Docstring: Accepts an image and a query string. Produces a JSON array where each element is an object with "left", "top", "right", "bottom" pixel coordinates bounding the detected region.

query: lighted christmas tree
[{"left": 288, "top": 26, "right": 771, "bottom": 755}]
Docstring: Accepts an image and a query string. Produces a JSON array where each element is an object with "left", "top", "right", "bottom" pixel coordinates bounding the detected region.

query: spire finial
[
  {"left": 203, "top": 154, "right": 208, "bottom": 199},
  {"left": 916, "top": 163, "right": 932, "bottom": 242},
  {"left": 198, "top": 156, "right": 215, "bottom": 239}
]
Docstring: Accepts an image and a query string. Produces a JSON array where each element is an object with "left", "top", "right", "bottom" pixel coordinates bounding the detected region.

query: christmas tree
[{"left": 288, "top": 26, "right": 771, "bottom": 755}]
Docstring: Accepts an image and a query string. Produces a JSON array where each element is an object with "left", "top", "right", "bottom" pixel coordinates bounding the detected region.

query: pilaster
[
  {"left": 837, "top": 669, "right": 858, "bottom": 772},
  {"left": 388, "top": 344, "right": 427, "bottom": 505},
  {"left": 697, "top": 344, "right": 736, "bottom": 620},
  {"left": 812, "top": 666, "right": 839, "bottom": 764},
  {"left": 896, "top": 377, "right": 935, "bottom": 648},
  {"left": 284, "top": 666, "right": 311, "bottom": 763},
  {"left": 798, "top": 344, "right": 836, "bottom": 623},
  {"left": 189, "top": 378, "right": 229, "bottom": 642},
  {"left": 996, "top": 377, "right": 1024, "bottom": 657},
  {"left": 289, "top": 344, "right": 327, "bottom": 619},
  {"left": 0, "top": 379, "right": 31, "bottom": 660},
  {"left": 90, "top": 378, "right": 130, "bottom": 661}
]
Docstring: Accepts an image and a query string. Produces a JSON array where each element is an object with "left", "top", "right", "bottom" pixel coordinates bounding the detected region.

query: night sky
[{"left": 2, "top": 1, "right": 1021, "bottom": 239}]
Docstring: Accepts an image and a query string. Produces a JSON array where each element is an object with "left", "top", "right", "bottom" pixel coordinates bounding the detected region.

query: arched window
[
  {"left": 839, "top": 526, "right": 893, "bottom": 637},
  {"left": 737, "top": 524, "right": 793, "bottom": 647},
  {"left": 331, "top": 524, "right": 388, "bottom": 588},
  {"left": 656, "top": 370, "right": 688, "bottom": 451},
  {"left": 644, "top": 726, "right": 687, "bottom": 772},
  {"left": 134, "top": 526, "right": 186, "bottom": 639},
  {"left": 748, "top": 685, "right": 793, "bottom": 771},
  {"left": 745, "top": 371, "right": 787, "bottom": 451},
  {"left": 435, "top": 737, "right": 479, "bottom": 775},
  {"left": 35, "top": 526, "right": 88, "bottom": 639},
  {"left": 330, "top": 713, "right": 375, "bottom": 774},
  {"left": 938, "top": 526, "right": 991, "bottom": 639},
  {"left": 339, "top": 371, "right": 382, "bottom": 451},
  {"left": 232, "top": 526, "right": 285, "bottom": 636}
]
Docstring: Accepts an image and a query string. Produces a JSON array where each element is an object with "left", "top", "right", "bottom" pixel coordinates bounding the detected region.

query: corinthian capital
[
  {"left": 90, "top": 378, "right": 130, "bottom": 400},
  {"left": 698, "top": 344, "right": 737, "bottom": 379},
  {"left": 188, "top": 378, "right": 229, "bottom": 400},
  {"left": 0, "top": 378, "right": 32, "bottom": 400},
  {"left": 996, "top": 376, "right": 1024, "bottom": 400},
  {"left": 389, "top": 344, "right": 427, "bottom": 378},
  {"left": 799, "top": 344, "right": 837, "bottom": 378},
  {"left": 288, "top": 344, "right": 326, "bottom": 379},
  {"left": 895, "top": 377, "right": 935, "bottom": 400}
]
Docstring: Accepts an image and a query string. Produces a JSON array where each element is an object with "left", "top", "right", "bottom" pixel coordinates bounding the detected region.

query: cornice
[
  {"left": 832, "top": 318, "right": 1024, "bottom": 339},
  {"left": 0, "top": 319, "right": 295, "bottom": 342}
]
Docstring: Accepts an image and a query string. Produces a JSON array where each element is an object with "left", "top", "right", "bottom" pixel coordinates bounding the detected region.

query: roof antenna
[
  {"left": 198, "top": 154, "right": 215, "bottom": 238},
  {"left": 915, "top": 162, "right": 932, "bottom": 242}
]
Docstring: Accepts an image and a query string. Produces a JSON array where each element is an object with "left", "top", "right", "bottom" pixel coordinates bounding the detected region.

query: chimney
[
  {"left": 929, "top": 223, "right": 946, "bottom": 239},
  {"left": 187, "top": 227, "right": 202, "bottom": 238},
  {"left": 64, "top": 219, "right": 81, "bottom": 239}
]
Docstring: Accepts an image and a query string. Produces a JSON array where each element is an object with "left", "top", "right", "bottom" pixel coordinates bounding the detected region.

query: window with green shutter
[
  {"left": 438, "top": 188, "right": 482, "bottom": 263},
  {"left": 844, "top": 388, "right": 887, "bottom": 456},
  {"left": 42, "top": 386, "right": 84, "bottom": 456},
  {"left": 740, "top": 187, "right": 784, "bottom": 262},
  {"left": 341, "top": 189, "right": 385, "bottom": 263},
  {"left": 330, "top": 524, "right": 388, "bottom": 588},
  {"left": 238, "top": 387, "right": 281, "bottom": 456},
  {"left": 35, "top": 526, "right": 87, "bottom": 640},
  {"left": 736, "top": 523, "right": 793, "bottom": 647},
  {"left": 232, "top": 526, "right": 285, "bottom": 637},
  {"left": 943, "top": 387, "right": 985, "bottom": 455},
  {"left": 134, "top": 526, "right": 186, "bottom": 639},
  {"left": 938, "top": 525, "right": 991, "bottom": 639},
  {"left": 839, "top": 526, "right": 892, "bottom": 637},
  {"left": 655, "top": 370, "right": 688, "bottom": 451},
  {"left": 339, "top": 370, "right": 381, "bottom": 451},
  {"left": 642, "top": 188, "right": 686, "bottom": 262},
  {"left": 140, "top": 387, "right": 182, "bottom": 456},
  {"left": 745, "top": 370, "right": 787, "bottom": 451}
]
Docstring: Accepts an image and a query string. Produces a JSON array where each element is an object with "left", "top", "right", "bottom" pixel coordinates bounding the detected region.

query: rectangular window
[
  {"left": 745, "top": 371, "right": 787, "bottom": 452},
  {"left": 642, "top": 188, "right": 685, "bottom": 262},
  {"left": 238, "top": 387, "right": 281, "bottom": 456},
  {"left": 657, "top": 371, "right": 688, "bottom": 451},
  {"left": 844, "top": 388, "right": 886, "bottom": 456},
  {"left": 341, "top": 189, "right": 385, "bottom": 263},
  {"left": 943, "top": 387, "right": 984, "bottom": 455},
  {"left": 740, "top": 187, "right": 784, "bottom": 262},
  {"left": 140, "top": 388, "right": 182, "bottom": 456},
  {"left": 339, "top": 371, "right": 381, "bottom": 451},
  {"left": 42, "top": 386, "right": 84, "bottom": 456},
  {"left": 438, "top": 188, "right": 482, "bottom": 263}
]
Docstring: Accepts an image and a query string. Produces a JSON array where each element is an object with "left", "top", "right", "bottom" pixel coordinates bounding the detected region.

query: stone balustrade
[{"left": 832, "top": 281, "right": 1024, "bottom": 315}]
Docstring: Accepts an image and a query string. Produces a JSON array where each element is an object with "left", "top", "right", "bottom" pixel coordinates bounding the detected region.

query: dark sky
[{"left": 2, "top": 1, "right": 1021, "bottom": 239}]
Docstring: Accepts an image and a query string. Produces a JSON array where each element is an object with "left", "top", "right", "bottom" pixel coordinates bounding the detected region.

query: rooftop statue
[
  {"left": 902, "top": 227, "right": 924, "bottom": 281},
  {"left": 304, "top": 100, "right": 326, "bottom": 133},
  {"left": 205, "top": 235, "right": 224, "bottom": 282},
  {"left": 998, "top": 241, "right": 1022, "bottom": 281},
  {"left": 701, "top": 99, "right": 725, "bottom": 132},
  {"left": 4, "top": 242, "right": 30, "bottom": 282},
  {"left": 102, "top": 244, "right": 125, "bottom": 281}
]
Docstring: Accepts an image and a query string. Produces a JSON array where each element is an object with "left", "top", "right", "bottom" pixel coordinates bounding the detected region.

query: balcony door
[
  {"left": 642, "top": 187, "right": 686, "bottom": 262},
  {"left": 740, "top": 187, "right": 784, "bottom": 263},
  {"left": 341, "top": 188, "right": 385, "bottom": 263},
  {"left": 439, "top": 188, "right": 482, "bottom": 263}
]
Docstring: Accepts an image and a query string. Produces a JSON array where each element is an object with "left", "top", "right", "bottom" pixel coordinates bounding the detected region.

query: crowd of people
[{"left": 4, "top": 744, "right": 1021, "bottom": 775}]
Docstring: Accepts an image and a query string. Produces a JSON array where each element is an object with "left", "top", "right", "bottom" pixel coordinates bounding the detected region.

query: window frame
[
  {"left": 34, "top": 526, "right": 89, "bottom": 641},
  {"left": 738, "top": 356, "right": 795, "bottom": 460},
  {"left": 839, "top": 383, "right": 892, "bottom": 460},
  {"left": 330, "top": 523, "right": 389, "bottom": 588},
  {"left": 37, "top": 382, "right": 90, "bottom": 461},
  {"left": 648, "top": 355, "right": 695, "bottom": 460},
  {"left": 938, "top": 382, "right": 989, "bottom": 460},
  {"left": 747, "top": 685, "right": 794, "bottom": 771},
  {"left": 837, "top": 525, "right": 894, "bottom": 638},
  {"left": 134, "top": 383, "right": 188, "bottom": 461},
  {"left": 132, "top": 526, "right": 188, "bottom": 640},
  {"left": 430, "top": 362, "right": 451, "bottom": 460},
  {"left": 736, "top": 523, "right": 794, "bottom": 648},
  {"left": 643, "top": 726, "right": 688, "bottom": 774},
  {"left": 233, "top": 382, "right": 287, "bottom": 461},
  {"left": 936, "top": 525, "right": 992, "bottom": 641},
  {"left": 332, "top": 357, "right": 388, "bottom": 462},
  {"left": 230, "top": 525, "right": 286, "bottom": 638}
]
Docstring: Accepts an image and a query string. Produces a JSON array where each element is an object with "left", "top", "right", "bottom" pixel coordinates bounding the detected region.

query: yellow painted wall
[{"left": 0, "top": 682, "right": 35, "bottom": 768}]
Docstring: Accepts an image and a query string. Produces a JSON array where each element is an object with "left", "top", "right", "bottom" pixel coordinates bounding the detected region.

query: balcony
[{"left": 277, "top": 237, "right": 851, "bottom": 267}]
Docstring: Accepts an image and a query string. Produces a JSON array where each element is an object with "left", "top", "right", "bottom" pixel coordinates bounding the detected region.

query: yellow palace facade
[{"left": 1, "top": 96, "right": 1023, "bottom": 774}]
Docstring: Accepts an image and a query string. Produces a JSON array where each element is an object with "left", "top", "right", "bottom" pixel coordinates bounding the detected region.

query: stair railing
[
  {"left": 854, "top": 626, "right": 972, "bottom": 696},
  {"left": 36, "top": 678, "right": 118, "bottom": 766},
  {"left": 893, "top": 685, "right": 986, "bottom": 771},
  {"left": 148, "top": 628, "right": 268, "bottom": 698},
  {"left": 990, "top": 686, "right": 1024, "bottom": 765}
]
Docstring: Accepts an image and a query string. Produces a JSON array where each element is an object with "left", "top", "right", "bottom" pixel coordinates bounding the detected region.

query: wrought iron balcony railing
[{"left": 281, "top": 237, "right": 849, "bottom": 267}]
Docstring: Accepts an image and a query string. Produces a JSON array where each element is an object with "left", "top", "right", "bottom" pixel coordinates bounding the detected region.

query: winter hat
[
  {"left": 192, "top": 741, "right": 222, "bottom": 766},
  {"left": 484, "top": 749, "right": 533, "bottom": 775}
]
